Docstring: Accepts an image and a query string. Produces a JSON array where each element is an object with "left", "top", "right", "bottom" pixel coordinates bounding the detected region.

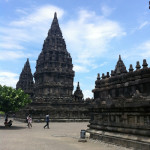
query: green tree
[{"left": 0, "top": 85, "right": 32, "bottom": 113}]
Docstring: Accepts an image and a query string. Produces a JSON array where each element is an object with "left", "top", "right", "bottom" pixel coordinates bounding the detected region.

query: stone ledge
[
  {"left": 86, "top": 129, "right": 150, "bottom": 150},
  {"left": 15, "top": 118, "right": 90, "bottom": 123}
]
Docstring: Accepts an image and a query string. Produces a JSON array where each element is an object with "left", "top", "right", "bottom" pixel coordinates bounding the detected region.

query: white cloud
[
  {"left": 0, "top": 5, "right": 125, "bottom": 72},
  {"left": 0, "top": 5, "right": 64, "bottom": 61},
  {"left": 101, "top": 5, "right": 115, "bottom": 16},
  {"left": 137, "top": 40, "right": 150, "bottom": 58},
  {"left": 62, "top": 10, "right": 125, "bottom": 72},
  {"left": 139, "top": 21, "right": 149, "bottom": 30},
  {"left": 0, "top": 43, "right": 24, "bottom": 50},
  {"left": 0, "top": 71, "right": 19, "bottom": 88},
  {"left": 0, "top": 51, "right": 31, "bottom": 60},
  {"left": 11, "top": 5, "right": 64, "bottom": 27},
  {"left": 131, "top": 21, "right": 149, "bottom": 34},
  {"left": 114, "top": 40, "right": 150, "bottom": 63},
  {"left": 73, "top": 65, "right": 89, "bottom": 73},
  {"left": 83, "top": 90, "right": 93, "bottom": 99}
]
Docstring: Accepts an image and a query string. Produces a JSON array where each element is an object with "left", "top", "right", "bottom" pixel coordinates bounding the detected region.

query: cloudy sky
[{"left": 0, "top": 0, "right": 150, "bottom": 98}]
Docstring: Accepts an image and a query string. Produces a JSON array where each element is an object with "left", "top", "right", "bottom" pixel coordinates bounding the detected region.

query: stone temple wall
[{"left": 87, "top": 57, "right": 150, "bottom": 149}]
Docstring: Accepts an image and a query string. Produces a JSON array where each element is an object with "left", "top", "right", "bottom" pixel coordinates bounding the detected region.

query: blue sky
[{"left": 0, "top": 0, "right": 150, "bottom": 98}]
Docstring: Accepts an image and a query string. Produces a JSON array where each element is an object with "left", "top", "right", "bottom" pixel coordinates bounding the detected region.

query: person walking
[
  {"left": 27, "top": 114, "right": 32, "bottom": 128},
  {"left": 44, "top": 114, "right": 50, "bottom": 129},
  {"left": 26, "top": 114, "right": 30, "bottom": 127}
]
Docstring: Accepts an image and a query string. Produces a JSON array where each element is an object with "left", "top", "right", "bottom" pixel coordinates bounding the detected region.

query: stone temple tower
[
  {"left": 34, "top": 12, "right": 74, "bottom": 101},
  {"left": 74, "top": 82, "right": 84, "bottom": 102},
  {"left": 16, "top": 58, "right": 34, "bottom": 97}
]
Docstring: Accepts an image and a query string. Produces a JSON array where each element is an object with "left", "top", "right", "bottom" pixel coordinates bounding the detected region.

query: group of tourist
[
  {"left": 4, "top": 114, "right": 50, "bottom": 129},
  {"left": 26, "top": 114, "right": 50, "bottom": 129}
]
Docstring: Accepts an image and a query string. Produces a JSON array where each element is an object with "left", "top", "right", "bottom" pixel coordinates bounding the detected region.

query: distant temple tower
[
  {"left": 74, "top": 82, "right": 84, "bottom": 102},
  {"left": 16, "top": 58, "right": 34, "bottom": 97},
  {"left": 34, "top": 12, "right": 75, "bottom": 101}
]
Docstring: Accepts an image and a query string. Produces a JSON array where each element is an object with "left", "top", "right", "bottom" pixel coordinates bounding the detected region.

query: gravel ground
[{"left": 0, "top": 118, "right": 133, "bottom": 150}]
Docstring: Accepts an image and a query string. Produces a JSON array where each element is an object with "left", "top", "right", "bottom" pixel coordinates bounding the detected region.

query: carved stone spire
[
  {"left": 129, "top": 64, "right": 134, "bottom": 72},
  {"left": 34, "top": 13, "right": 74, "bottom": 101},
  {"left": 97, "top": 73, "right": 100, "bottom": 80},
  {"left": 16, "top": 58, "right": 34, "bottom": 97},
  {"left": 74, "top": 82, "right": 83, "bottom": 102},
  {"left": 107, "top": 72, "right": 110, "bottom": 78},
  {"left": 102, "top": 73, "right": 105, "bottom": 79},
  {"left": 111, "top": 70, "right": 115, "bottom": 76},
  {"left": 142, "top": 59, "right": 148, "bottom": 69},
  {"left": 114, "top": 55, "right": 127, "bottom": 75},
  {"left": 95, "top": 73, "right": 101, "bottom": 87},
  {"left": 136, "top": 61, "right": 141, "bottom": 70},
  {"left": 42, "top": 12, "right": 66, "bottom": 52}
]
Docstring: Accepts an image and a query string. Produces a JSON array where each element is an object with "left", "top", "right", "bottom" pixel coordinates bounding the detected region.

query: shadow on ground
[{"left": 0, "top": 125, "right": 26, "bottom": 130}]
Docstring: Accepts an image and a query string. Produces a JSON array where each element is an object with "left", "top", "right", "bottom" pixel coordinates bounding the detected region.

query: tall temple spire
[
  {"left": 41, "top": 12, "right": 66, "bottom": 52},
  {"left": 47, "top": 12, "right": 62, "bottom": 38},
  {"left": 34, "top": 12, "right": 75, "bottom": 101},
  {"left": 16, "top": 58, "right": 34, "bottom": 97}
]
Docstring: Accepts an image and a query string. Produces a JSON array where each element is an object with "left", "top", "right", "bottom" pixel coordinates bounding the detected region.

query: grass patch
[{"left": 0, "top": 111, "right": 5, "bottom": 115}]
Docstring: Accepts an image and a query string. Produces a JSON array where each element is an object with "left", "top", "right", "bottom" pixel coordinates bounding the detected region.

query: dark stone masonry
[
  {"left": 87, "top": 55, "right": 150, "bottom": 149},
  {"left": 34, "top": 12, "right": 74, "bottom": 101},
  {"left": 16, "top": 58, "right": 34, "bottom": 98},
  {"left": 16, "top": 13, "right": 91, "bottom": 121}
]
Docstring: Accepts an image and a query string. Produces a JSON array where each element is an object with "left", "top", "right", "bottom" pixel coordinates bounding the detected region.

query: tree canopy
[{"left": 0, "top": 85, "right": 32, "bottom": 113}]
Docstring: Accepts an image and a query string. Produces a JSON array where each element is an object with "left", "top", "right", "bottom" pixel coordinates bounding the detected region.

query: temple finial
[
  {"left": 54, "top": 12, "right": 57, "bottom": 18},
  {"left": 77, "top": 82, "right": 79, "bottom": 87},
  {"left": 129, "top": 64, "right": 134, "bottom": 72},
  {"left": 142, "top": 59, "right": 148, "bottom": 69},
  {"left": 119, "top": 55, "right": 121, "bottom": 60},
  {"left": 136, "top": 61, "right": 141, "bottom": 70},
  {"left": 97, "top": 73, "right": 100, "bottom": 80}
]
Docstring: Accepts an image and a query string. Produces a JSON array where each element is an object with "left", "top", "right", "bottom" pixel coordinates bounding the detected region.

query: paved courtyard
[{"left": 0, "top": 118, "right": 132, "bottom": 150}]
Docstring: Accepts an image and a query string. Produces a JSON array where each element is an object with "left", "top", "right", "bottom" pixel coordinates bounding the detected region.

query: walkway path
[{"left": 0, "top": 118, "right": 132, "bottom": 150}]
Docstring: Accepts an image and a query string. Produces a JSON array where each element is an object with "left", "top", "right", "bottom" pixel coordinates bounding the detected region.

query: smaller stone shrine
[
  {"left": 87, "top": 55, "right": 150, "bottom": 149},
  {"left": 74, "top": 82, "right": 84, "bottom": 102}
]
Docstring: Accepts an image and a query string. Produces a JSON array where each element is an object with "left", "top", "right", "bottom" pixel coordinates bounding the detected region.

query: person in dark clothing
[
  {"left": 44, "top": 114, "right": 50, "bottom": 129},
  {"left": 5, "top": 114, "right": 8, "bottom": 122},
  {"left": 4, "top": 120, "right": 13, "bottom": 127}
]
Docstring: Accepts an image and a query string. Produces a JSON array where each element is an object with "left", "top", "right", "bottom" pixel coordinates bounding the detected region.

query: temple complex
[
  {"left": 15, "top": 11, "right": 150, "bottom": 149},
  {"left": 87, "top": 55, "right": 150, "bottom": 149},
  {"left": 16, "top": 13, "right": 90, "bottom": 121},
  {"left": 16, "top": 58, "right": 34, "bottom": 98}
]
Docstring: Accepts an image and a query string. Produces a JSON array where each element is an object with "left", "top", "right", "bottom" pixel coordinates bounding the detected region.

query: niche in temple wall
[
  {"left": 44, "top": 88, "right": 49, "bottom": 95},
  {"left": 143, "top": 82, "right": 150, "bottom": 93},
  {"left": 50, "top": 88, "right": 52, "bottom": 93},
  {"left": 127, "top": 115, "right": 135, "bottom": 125}
]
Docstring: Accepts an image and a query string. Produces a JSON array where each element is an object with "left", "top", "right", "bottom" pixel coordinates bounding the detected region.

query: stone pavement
[{"left": 0, "top": 118, "right": 133, "bottom": 150}]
